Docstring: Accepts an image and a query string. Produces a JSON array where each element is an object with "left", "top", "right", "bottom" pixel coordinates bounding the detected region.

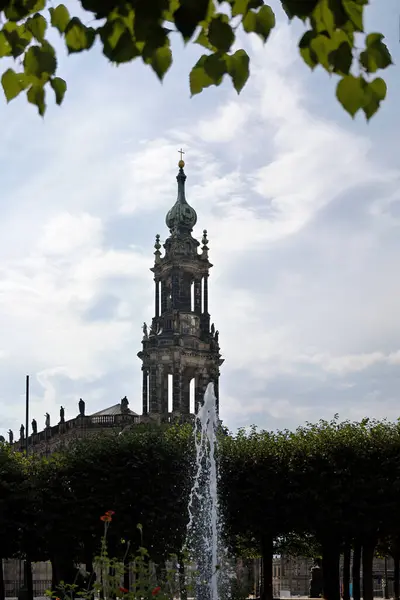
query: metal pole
[
  {"left": 25, "top": 375, "right": 29, "bottom": 455},
  {"left": 21, "top": 375, "right": 33, "bottom": 600}
]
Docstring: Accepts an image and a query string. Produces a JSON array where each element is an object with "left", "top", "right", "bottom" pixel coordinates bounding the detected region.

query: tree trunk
[
  {"left": 178, "top": 553, "right": 187, "bottom": 600},
  {"left": 123, "top": 562, "right": 130, "bottom": 593},
  {"left": 343, "top": 543, "right": 351, "bottom": 600},
  {"left": 321, "top": 538, "right": 341, "bottom": 600},
  {"left": 362, "top": 537, "right": 376, "bottom": 600},
  {"left": 394, "top": 552, "right": 400, "bottom": 600},
  {"left": 352, "top": 540, "right": 361, "bottom": 600},
  {"left": 51, "top": 558, "right": 59, "bottom": 592},
  {"left": 26, "top": 560, "right": 33, "bottom": 600},
  {"left": 384, "top": 557, "right": 389, "bottom": 600},
  {"left": 0, "top": 559, "right": 5, "bottom": 600},
  {"left": 260, "top": 534, "right": 273, "bottom": 600},
  {"left": 51, "top": 557, "right": 76, "bottom": 596}
]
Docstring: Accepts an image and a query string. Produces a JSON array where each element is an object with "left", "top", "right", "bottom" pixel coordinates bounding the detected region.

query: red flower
[
  {"left": 119, "top": 587, "right": 128, "bottom": 594},
  {"left": 100, "top": 514, "right": 112, "bottom": 522},
  {"left": 152, "top": 587, "right": 161, "bottom": 596},
  {"left": 105, "top": 510, "right": 115, "bottom": 516}
]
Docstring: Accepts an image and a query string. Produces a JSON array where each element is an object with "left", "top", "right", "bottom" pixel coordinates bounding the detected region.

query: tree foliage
[
  {"left": 2, "top": 417, "right": 400, "bottom": 600},
  {"left": 0, "top": 0, "right": 392, "bottom": 119}
]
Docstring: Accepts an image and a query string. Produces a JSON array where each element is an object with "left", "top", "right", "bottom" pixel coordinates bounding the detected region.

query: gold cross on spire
[{"left": 178, "top": 148, "right": 185, "bottom": 168}]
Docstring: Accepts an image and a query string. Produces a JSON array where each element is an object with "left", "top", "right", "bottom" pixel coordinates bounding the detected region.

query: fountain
[{"left": 186, "top": 382, "right": 229, "bottom": 600}]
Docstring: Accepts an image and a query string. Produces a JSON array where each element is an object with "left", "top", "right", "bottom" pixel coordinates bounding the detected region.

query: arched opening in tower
[{"left": 168, "top": 373, "right": 173, "bottom": 414}]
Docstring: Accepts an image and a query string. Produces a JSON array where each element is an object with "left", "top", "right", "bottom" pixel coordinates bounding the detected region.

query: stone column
[
  {"left": 172, "top": 364, "right": 182, "bottom": 412},
  {"left": 149, "top": 366, "right": 158, "bottom": 413},
  {"left": 195, "top": 370, "right": 204, "bottom": 414},
  {"left": 155, "top": 280, "right": 160, "bottom": 317},
  {"left": 161, "top": 281, "right": 167, "bottom": 313},
  {"left": 181, "top": 375, "right": 190, "bottom": 415},
  {"left": 194, "top": 279, "right": 202, "bottom": 314},
  {"left": 156, "top": 364, "right": 164, "bottom": 416},
  {"left": 142, "top": 368, "right": 148, "bottom": 415},
  {"left": 203, "top": 275, "right": 209, "bottom": 313},
  {"left": 161, "top": 371, "right": 169, "bottom": 415},
  {"left": 171, "top": 271, "right": 180, "bottom": 309}
]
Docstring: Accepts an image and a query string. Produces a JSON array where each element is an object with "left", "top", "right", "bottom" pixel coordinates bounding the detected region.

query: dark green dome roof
[{"left": 166, "top": 165, "right": 197, "bottom": 234}]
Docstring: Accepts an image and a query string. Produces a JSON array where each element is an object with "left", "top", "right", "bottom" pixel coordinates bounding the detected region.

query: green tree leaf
[
  {"left": 99, "top": 20, "right": 140, "bottom": 63},
  {"left": 336, "top": 74, "right": 364, "bottom": 117},
  {"left": 64, "top": 17, "right": 96, "bottom": 53},
  {"left": 243, "top": 5, "right": 275, "bottom": 42},
  {"left": 281, "top": 0, "right": 318, "bottom": 19},
  {"left": 311, "top": 0, "right": 335, "bottom": 35},
  {"left": 227, "top": 49, "right": 250, "bottom": 93},
  {"left": 26, "top": 13, "right": 47, "bottom": 42},
  {"left": 1, "top": 68, "right": 27, "bottom": 101},
  {"left": 203, "top": 52, "right": 228, "bottom": 83},
  {"left": 190, "top": 65, "right": 211, "bottom": 96},
  {"left": 23, "top": 44, "right": 57, "bottom": 79},
  {"left": 329, "top": 40, "right": 352, "bottom": 75},
  {"left": 231, "top": 0, "right": 263, "bottom": 17},
  {"left": 50, "top": 76, "right": 67, "bottom": 105},
  {"left": 147, "top": 45, "right": 172, "bottom": 81},
  {"left": 359, "top": 33, "right": 392, "bottom": 74},
  {"left": 194, "top": 27, "right": 214, "bottom": 50},
  {"left": 49, "top": 4, "right": 70, "bottom": 35},
  {"left": 0, "top": 32, "right": 11, "bottom": 58},
  {"left": 342, "top": 0, "right": 363, "bottom": 32},
  {"left": 310, "top": 33, "right": 332, "bottom": 71},
  {"left": 174, "top": 0, "right": 210, "bottom": 41},
  {"left": 4, "top": 0, "right": 45, "bottom": 22},
  {"left": 362, "top": 77, "right": 386, "bottom": 121},
  {"left": 2, "top": 22, "right": 32, "bottom": 58},
  {"left": 298, "top": 30, "right": 318, "bottom": 70},
  {"left": 189, "top": 50, "right": 232, "bottom": 93},
  {"left": 208, "top": 15, "right": 235, "bottom": 52},
  {"left": 328, "top": 31, "right": 353, "bottom": 75}
]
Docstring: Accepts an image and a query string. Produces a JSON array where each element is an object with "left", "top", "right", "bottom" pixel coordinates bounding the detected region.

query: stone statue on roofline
[
  {"left": 78, "top": 398, "right": 85, "bottom": 416},
  {"left": 8, "top": 429, "right": 13, "bottom": 444},
  {"left": 121, "top": 396, "right": 129, "bottom": 413},
  {"left": 31, "top": 419, "right": 37, "bottom": 434},
  {"left": 45, "top": 413, "right": 50, "bottom": 428}
]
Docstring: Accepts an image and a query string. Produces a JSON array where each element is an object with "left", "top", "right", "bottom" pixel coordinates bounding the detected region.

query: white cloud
[
  {"left": 197, "top": 101, "right": 252, "bottom": 143},
  {"left": 38, "top": 212, "right": 103, "bottom": 255},
  {"left": 0, "top": 5, "right": 399, "bottom": 436}
]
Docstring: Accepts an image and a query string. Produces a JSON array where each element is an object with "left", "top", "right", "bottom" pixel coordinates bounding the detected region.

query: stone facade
[
  {"left": 10, "top": 397, "right": 140, "bottom": 457},
  {"left": 138, "top": 160, "right": 223, "bottom": 422}
]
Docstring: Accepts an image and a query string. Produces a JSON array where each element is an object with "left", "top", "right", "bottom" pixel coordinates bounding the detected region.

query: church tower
[{"left": 138, "top": 155, "right": 223, "bottom": 422}]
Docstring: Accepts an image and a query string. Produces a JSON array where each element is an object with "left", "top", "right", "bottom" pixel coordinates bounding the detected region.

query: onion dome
[{"left": 165, "top": 159, "right": 197, "bottom": 235}]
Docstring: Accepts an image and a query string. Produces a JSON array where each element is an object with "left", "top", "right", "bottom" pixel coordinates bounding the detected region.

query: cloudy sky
[{"left": 0, "top": 0, "right": 399, "bottom": 439}]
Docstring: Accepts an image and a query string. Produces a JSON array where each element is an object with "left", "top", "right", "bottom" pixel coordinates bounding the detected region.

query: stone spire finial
[
  {"left": 165, "top": 160, "right": 197, "bottom": 235},
  {"left": 154, "top": 233, "right": 161, "bottom": 264},
  {"left": 201, "top": 229, "right": 209, "bottom": 259}
]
